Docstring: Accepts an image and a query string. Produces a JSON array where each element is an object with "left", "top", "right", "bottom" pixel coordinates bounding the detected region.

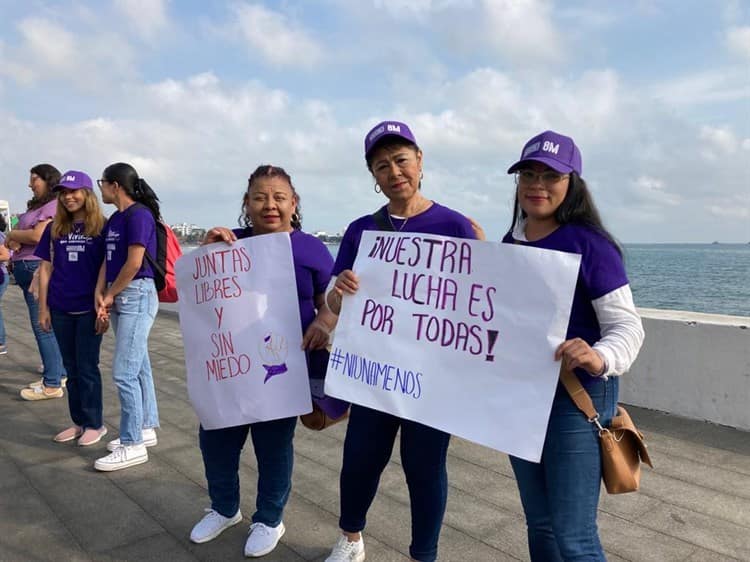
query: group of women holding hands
[
  {"left": 7, "top": 119, "right": 643, "bottom": 561},
  {"left": 7, "top": 162, "right": 163, "bottom": 470}
]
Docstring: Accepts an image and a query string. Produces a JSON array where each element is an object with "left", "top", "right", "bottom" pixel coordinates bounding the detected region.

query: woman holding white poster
[
  {"left": 324, "top": 121, "right": 477, "bottom": 562},
  {"left": 503, "top": 131, "right": 644, "bottom": 561},
  {"left": 189, "top": 165, "right": 336, "bottom": 558}
]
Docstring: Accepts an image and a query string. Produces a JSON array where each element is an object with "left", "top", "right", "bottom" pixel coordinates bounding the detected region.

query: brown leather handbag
[{"left": 560, "top": 368, "right": 653, "bottom": 494}]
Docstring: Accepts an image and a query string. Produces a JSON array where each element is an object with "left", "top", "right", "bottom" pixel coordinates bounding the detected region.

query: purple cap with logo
[
  {"left": 364, "top": 120, "right": 418, "bottom": 158},
  {"left": 507, "top": 130, "right": 582, "bottom": 175},
  {"left": 53, "top": 170, "right": 94, "bottom": 191}
]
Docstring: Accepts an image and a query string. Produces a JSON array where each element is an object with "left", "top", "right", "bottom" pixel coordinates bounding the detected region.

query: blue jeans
[
  {"left": 12, "top": 260, "right": 64, "bottom": 387},
  {"left": 339, "top": 405, "right": 451, "bottom": 562},
  {"left": 199, "top": 416, "right": 297, "bottom": 526},
  {"left": 510, "top": 377, "right": 619, "bottom": 562},
  {"left": 51, "top": 310, "right": 103, "bottom": 429},
  {"left": 0, "top": 270, "right": 8, "bottom": 345},
  {"left": 109, "top": 278, "right": 159, "bottom": 445}
]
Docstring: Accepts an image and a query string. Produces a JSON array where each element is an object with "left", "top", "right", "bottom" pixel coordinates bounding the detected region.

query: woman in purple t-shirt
[
  {"left": 35, "top": 170, "right": 108, "bottom": 446},
  {"left": 5, "top": 164, "right": 66, "bottom": 399},
  {"left": 323, "top": 121, "right": 477, "bottom": 562},
  {"left": 503, "top": 131, "right": 644, "bottom": 561},
  {"left": 94, "top": 162, "right": 162, "bottom": 472},
  {"left": 188, "top": 165, "right": 336, "bottom": 558}
]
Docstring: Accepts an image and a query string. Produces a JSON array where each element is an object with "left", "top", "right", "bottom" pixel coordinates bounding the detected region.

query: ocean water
[
  {"left": 323, "top": 242, "right": 750, "bottom": 318},
  {"left": 622, "top": 244, "right": 750, "bottom": 317}
]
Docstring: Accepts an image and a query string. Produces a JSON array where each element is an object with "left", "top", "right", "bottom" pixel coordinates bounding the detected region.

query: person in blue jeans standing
[
  {"left": 94, "top": 162, "right": 161, "bottom": 472},
  {"left": 502, "top": 131, "right": 644, "bottom": 561},
  {"left": 36, "top": 170, "right": 108, "bottom": 446},
  {"left": 189, "top": 165, "right": 336, "bottom": 558},
  {"left": 0, "top": 214, "right": 9, "bottom": 355},
  {"left": 323, "top": 121, "right": 478, "bottom": 562},
  {"left": 6, "top": 164, "right": 66, "bottom": 400}
]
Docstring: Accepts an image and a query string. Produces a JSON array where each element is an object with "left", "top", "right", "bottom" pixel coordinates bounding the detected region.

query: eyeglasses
[
  {"left": 96, "top": 179, "right": 107, "bottom": 188},
  {"left": 516, "top": 170, "right": 569, "bottom": 186}
]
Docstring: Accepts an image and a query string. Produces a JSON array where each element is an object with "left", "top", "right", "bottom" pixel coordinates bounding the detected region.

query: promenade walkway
[{"left": 1, "top": 288, "right": 749, "bottom": 561}]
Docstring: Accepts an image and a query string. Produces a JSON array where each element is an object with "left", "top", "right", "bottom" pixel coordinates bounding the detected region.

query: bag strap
[
  {"left": 372, "top": 206, "right": 394, "bottom": 232},
  {"left": 560, "top": 366, "right": 604, "bottom": 429}
]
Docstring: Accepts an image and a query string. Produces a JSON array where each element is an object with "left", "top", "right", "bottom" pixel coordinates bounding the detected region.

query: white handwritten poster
[
  {"left": 175, "top": 232, "right": 312, "bottom": 429},
  {"left": 325, "top": 232, "right": 581, "bottom": 462}
]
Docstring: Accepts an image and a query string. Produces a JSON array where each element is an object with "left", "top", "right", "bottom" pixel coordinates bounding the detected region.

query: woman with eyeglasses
[
  {"left": 323, "top": 120, "right": 477, "bottom": 562},
  {"left": 503, "top": 130, "right": 644, "bottom": 561},
  {"left": 5, "top": 164, "right": 66, "bottom": 399},
  {"left": 94, "top": 163, "right": 162, "bottom": 472}
]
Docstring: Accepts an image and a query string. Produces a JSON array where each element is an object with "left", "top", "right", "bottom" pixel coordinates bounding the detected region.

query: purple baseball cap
[
  {"left": 364, "top": 120, "right": 418, "bottom": 159},
  {"left": 53, "top": 170, "right": 93, "bottom": 191},
  {"left": 507, "top": 130, "right": 582, "bottom": 175}
]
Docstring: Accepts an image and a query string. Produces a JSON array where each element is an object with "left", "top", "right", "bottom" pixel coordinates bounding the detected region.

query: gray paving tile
[{"left": 1, "top": 290, "right": 749, "bottom": 562}]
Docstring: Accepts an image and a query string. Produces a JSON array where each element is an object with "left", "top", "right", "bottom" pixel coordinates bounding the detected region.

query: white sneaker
[
  {"left": 244, "top": 521, "right": 285, "bottom": 557},
  {"left": 94, "top": 443, "right": 148, "bottom": 472},
  {"left": 107, "top": 427, "right": 158, "bottom": 451},
  {"left": 190, "top": 508, "right": 243, "bottom": 544},
  {"left": 325, "top": 534, "right": 365, "bottom": 562}
]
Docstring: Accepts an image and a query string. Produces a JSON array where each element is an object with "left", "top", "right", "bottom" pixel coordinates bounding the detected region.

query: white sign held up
[
  {"left": 176, "top": 232, "right": 312, "bottom": 429},
  {"left": 325, "top": 231, "right": 581, "bottom": 462}
]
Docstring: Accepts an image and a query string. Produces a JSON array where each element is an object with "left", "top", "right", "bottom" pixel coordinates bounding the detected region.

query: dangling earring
[
  {"left": 291, "top": 212, "right": 300, "bottom": 224},
  {"left": 374, "top": 183, "right": 381, "bottom": 193},
  {"left": 420, "top": 171, "right": 424, "bottom": 180}
]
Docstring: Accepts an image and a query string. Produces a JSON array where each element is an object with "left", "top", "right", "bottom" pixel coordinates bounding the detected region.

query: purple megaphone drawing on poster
[{"left": 259, "top": 332, "right": 289, "bottom": 383}]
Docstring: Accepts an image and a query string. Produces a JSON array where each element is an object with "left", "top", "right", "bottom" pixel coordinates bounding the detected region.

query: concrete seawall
[{"left": 623, "top": 309, "right": 750, "bottom": 431}]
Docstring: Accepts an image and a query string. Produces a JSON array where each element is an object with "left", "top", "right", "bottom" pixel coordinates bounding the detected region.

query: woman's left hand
[{"left": 555, "top": 338, "right": 605, "bottom": 376}]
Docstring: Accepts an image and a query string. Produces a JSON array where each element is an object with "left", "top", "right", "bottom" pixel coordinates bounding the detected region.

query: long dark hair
[
  {"left": 27, "top": 164, "right": 61, "bottom": 210},
  {"left": 510, "top": 172, "right": 621, "bottom": 255},
  {"left": 238, "top": 165, "right": 302, "bottom": 230},
  {"left": 102, "top": 162, "right": 161, "bottom": 221}
]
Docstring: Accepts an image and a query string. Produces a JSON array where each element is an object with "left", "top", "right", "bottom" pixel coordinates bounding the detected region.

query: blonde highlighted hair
[{"left": 51, "top": 190, "right": 106, "bottom": 239}]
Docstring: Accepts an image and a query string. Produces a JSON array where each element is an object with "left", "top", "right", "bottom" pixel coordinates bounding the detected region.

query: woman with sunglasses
[{"left": 504, "top": 130, "right": 644, "bottom": 561}]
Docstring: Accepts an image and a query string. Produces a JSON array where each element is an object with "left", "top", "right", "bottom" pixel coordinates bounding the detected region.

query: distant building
[
  {"left": 313, "top": 231, "right": 343, "bottom": 244},
  {"left": 170, "top": 223, "right": 207, "bottom": 244}
]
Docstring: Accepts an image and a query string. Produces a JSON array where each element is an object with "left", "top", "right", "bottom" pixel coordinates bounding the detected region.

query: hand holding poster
[
  {"left": 325, "top": 232, "right": 581, "bottom": 461},
  {"left": 175, "top": 232, "right": 312, "bottom": 429}
]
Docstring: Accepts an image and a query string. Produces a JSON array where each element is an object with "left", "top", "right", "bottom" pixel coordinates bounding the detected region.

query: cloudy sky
[{"left": 1, "top": 0, "right": 748, "bottom": 243}]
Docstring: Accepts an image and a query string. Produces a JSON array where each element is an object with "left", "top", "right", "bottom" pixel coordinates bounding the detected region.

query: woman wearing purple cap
[
  {"left": 35, "top": 170, "right": 108, "bottom": 445},
  {"left": 5, "top": 164, "right": 66, "bottom": 399},
  {"left": 188, "top": 165, "right": 336, "bottom": 557},
  {"left": 503, "top": 131, "right": 644, "bottom": 561},
  {"left": 94, "top": 163, "right": 162, "bottom": 472},
  {"left": 323, "top": 121, "right": 477, "bottom": 562}
]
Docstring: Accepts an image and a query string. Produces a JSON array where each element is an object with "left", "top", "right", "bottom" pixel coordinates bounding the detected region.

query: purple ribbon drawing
[{"left": 263, "top": 363, "right": 288, "bottom": 383}]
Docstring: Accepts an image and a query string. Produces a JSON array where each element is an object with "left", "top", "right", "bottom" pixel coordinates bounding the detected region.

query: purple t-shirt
[
  {"left": 35, "top": 222, "right": 105, "bottom": 313},
  {"left": 11, "top": 200, "right": 58, "bottom": 261},
  {"left": 333, "top": 202, "right": 476, "bottom": 275},
  {"left": 104, "top": 205, "right": 157, "bottom": 284},
  {"left": 232, "top": 228, "right": 333, "bottom": 332},
  {"left": 503, "top": 223, "right": 628, "bottom": 381}
]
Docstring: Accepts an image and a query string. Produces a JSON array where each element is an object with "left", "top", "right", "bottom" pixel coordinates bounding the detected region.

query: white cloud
[
  {"left": 649, "top": 67, "right": 750, "bottom": 107},
  {"left": 0, "top": 16, "right": 135, "bottom": 88},
  {"left": 699, "top": 125, "right": 739, "bottom": 160},
  {"left": 114, "top": 0, "right": 170, "bottom": 40},
  {"left": 481, "top": 0, "right": 564, "bottom": 64},
  {"left": 726, "top": 26, "right": 750, "bottom": 59},
  {"left": 231, "top": 3, "right": 322, "bottom": 67}
]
